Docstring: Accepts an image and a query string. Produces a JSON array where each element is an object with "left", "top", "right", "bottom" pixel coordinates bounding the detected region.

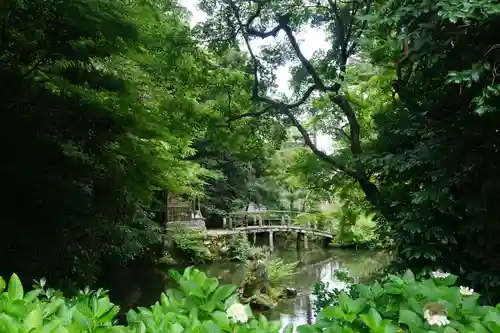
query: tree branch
[
  {"left": 279, "top": 106, "right": 359, "bottom": 178},
  {"left": 225, "top": 0, "right": 385, "bottom": 211}
]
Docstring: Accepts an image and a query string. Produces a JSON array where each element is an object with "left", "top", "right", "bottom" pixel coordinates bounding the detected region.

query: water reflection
[
  {"left": 107, "top": 247, "right": 390, "bottom": 329},
  {"left": 202, "top": 248, "right": 390, "bottom": 329}
]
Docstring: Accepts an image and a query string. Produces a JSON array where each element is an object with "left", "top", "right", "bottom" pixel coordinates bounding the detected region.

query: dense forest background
[{"left": 1, "top": 0, "right": 500, "bottom": 301}]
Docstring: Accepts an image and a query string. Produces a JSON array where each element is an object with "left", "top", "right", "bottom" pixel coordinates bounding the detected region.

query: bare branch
[
  {"left": 244, "top": 1, "right": 282, "bottom": 38},
  {"left": 279, "top": 106, "right": 359, "bottom": 177},
  {"left": 227, "top": 105, "right": 273, "bottom": 122},
  {"left": 330, "top": 95, "right": 362, "bottom": 155}
]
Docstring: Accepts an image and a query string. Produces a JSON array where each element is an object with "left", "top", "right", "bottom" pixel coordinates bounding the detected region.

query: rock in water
[
  {"left": 253, "top": 260, "right": 270, "bottom": 293},
  {"left": 241, "top": 260, "right": 270, "bottom": 298},
  {"left": 285, "top": 287, "right": 297, "bottom": 298},
  {"left": 250, "top": 292, "right": 277, "bottom": 310}
]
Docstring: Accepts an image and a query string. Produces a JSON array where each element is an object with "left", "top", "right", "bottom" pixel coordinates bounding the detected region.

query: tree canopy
[
  {"left": 195, "top": 0, "right": 500, "bottom": 299},
  {"left": 3, "top": 0, "right": 500, "bottom": 302}
]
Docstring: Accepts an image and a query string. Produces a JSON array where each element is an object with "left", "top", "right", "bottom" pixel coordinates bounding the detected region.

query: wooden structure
[
  {"left": 211, "top": 210, "right": 334, "bottom": 251},
  {"left": 165, "top": 196, "right": 192, "bottom": 223},
  {"left": 161, "top": 193, "right": 206, "bottom": 231}
]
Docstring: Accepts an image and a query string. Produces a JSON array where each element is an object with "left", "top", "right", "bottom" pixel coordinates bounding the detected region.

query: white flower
[
  {"left": 459, "top": 286, "right": 474, "bottom": 296},
  {"left": 423, "top": 309, "right": 450, "bottom": 326},
  {"left": 430, "top": 270, "right": 451, "bottom": 279},
  {"left": 226, "top": 303, "right": 248, "bottom": 323}
]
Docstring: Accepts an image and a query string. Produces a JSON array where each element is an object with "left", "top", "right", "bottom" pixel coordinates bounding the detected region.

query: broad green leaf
[
  {"left": 283, "top": 324, "right": 294, "bottom": 333},
  {"left": 211, "top": 311, "right": 230, "bottom": 331},
  {"left": 398, "top": 309, "right": 424, "bottom": 331},
  {"left": 170, "top": 322, "right": 184, "bottom": 333},
  {"left": 297, "top": 324, "right": 318, "bottom": 333},
  {"left": 204, "top": 284, "right": 237, "bottom": 311},
  {"left": 43, "top": 299, "right": 65, "bottom": 318},
  {"left": 258, "top": 314, "right": 268, "bottom": 327},
  {"left": 24, "top": 308, "right": 43, "bottom": 331},
  {"left": 0, "top": 277, "right": 5, "bottom": 293},
  {"left": 434, "top": 275, "right": 457, "bottom": 287},
  {"left": 95, "top": 327, "right": 129, "bottom": 333},
  {"left": 38, "top": 318, "right": 64, "bottom": 333},
  {"left": 24, "top": 289, "right": 42, "bottom": 303},
  {"left": 269, "top": 320, "right": 282, "bottom": 332},
  {"left": 0, "top": 313, "right": 18, "bottom": 332},
  {"left": 8, "top": 273, "right": 23, "bottom": 300},
  {"left": 322, "top": 305, "right": 345, "bottom": 319},
  {"left": 378, "top": 320, "right": 399, "bottom": 333},
  {"left": 360, "top": 308, "right": 382, "bottom": 331},
  {"left": 403, "top": 270, "right": 416, "bottom": 283}
]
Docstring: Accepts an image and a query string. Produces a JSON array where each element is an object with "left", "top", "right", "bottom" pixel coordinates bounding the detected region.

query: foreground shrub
[
  {"left": 0, "top": 268, "right": 286, "bottom": 333},
  {"left": 302, "top": 270, "right": 500, "bottom": 333}
]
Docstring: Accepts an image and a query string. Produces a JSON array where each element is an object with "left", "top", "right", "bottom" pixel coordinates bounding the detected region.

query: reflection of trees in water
[
  {"left": 275, "top": 250, "right": 390, "bottom": 330},
  {"left": 108, "top": 249, "right": 390, "bottom": 329}
]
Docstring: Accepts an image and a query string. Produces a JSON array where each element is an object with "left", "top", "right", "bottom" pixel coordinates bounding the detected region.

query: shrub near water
[
  {"left": 302, "top": 270, "right": 500, "bottom": 333},
  {"left": 0, "top": 268, "right": 286, "bottom": 333}
]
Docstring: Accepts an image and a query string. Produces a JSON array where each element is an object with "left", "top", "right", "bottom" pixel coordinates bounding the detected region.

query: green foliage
[
  {"left": 0, "top": 268, "right": 287, "bottom": 333},
  {"left": 264, "top": 258, "right": 298, "bottom": 288},
  {"left": 196, "top": 0, "right": 500, "bottom": 302},
  {"left": 0, "top": 0, "right": 287, "bottom": 286},
  {"left": 362, "top": 0, "right": 500, "bottom": 298},
  {"left": 305, "top": 269, "right": 500, "bottom": 333},
  {"left": 0, "top": 0, "right": 215, "bottom": 286},
  {"left": 226, "top": 234, "right": 252, "bottom": 261},
  {"left": 170, "top": 227, "right": 212, "bottom": 263},
  {"left": 312, "top": 270, "right": 356, "bottom": 312}
]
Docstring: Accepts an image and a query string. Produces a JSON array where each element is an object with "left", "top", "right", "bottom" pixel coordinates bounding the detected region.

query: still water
[
  {"left": 201, "top": 248, "right": 391, "bottom": 327},
  {"left": 108, "top": 247, "right": 390, "bottom": 328}
]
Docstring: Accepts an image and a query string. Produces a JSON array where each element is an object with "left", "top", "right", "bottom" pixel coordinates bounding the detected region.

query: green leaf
[
  {"left": 483, "top": 308, "right": 500, "bottom": 333},
  {"left": 398, "top": 309, "right": 424, "bottom": 331},
  {"left": 378, "top": 320, "right": 399, "bottom": 333},
  {"left": 38, "top": 318, "right": 64, "bottom": 333},
  {"left": 403, "top": 270, "right": 416, "bottom": 283},
  {"left": 204, "top": 285, "right": 237, "bottom": 311},
  {"left": 211, "top": 311, "right": 231, "bottom": 331},
  {"left": 43, "top": 299, "right": 65, "bottom": 319},
  {"left": 0, "top": 277, "right": 5, "bottom": 293},
  {"left": 8, "top": 273, "right": 23, "bottom": 300},
  {"left": 24, "top": 289, "right": 42, "bottom": 303},
  {"left": 360, "top": 308, "right": 382, "bottom": 331},
  {"left": 297, "top": 324, "right": 318, "bottom": 333},
  {"left": 0, "top": 313, "right": 18, "bottom": 332},
  {"left": 283, "top": 324, "right": 294, "bottom": 333},
  {"left": 269, "top": 320, "right": 282, "bottom": 332},
  {"left": 202, "top": 321, "right": 222, "bottom": 333},
  {"left": 170, "top": 323, "right": 184, "bottom": 333},
  {"left": 321, "top": 305, "right": 345, "bottom": 319},
  {"left": 355, "top": 284, "right": 372, "bottom": 299},
  {"left": 24, "top": 307, "right": 43, "bottom": 331},
  {"left": 339, "top": 292, "right": 366, "bottom": 315},
  {"left": 258, "top": 314, "right": 268, "bottom": 328},
  {"left": 434, "top": 275, "right": 457, "bottom": 286}
]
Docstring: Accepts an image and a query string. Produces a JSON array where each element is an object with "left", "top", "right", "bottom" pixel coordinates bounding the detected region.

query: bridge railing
[
  {"left": 221, "top": 210, "right": 335, "bottom": 233},
  {"left": 222, "top": 211, "right": 294, "bottom": 229}
]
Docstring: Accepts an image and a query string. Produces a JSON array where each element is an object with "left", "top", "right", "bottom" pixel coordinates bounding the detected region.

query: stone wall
[{"left": 166, "top": 218, "right": 206, "bottom": 232}]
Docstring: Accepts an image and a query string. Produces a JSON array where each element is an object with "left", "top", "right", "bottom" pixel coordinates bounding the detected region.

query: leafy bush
[
  {"left": 170, "top": 226, "right": 212, "bottom": 263},
  {"left": 227, "top": 234, "right": 252, "bottom": 261},
  {"left": 0, "top": 268, "right": 287, "bottom": 333},
  {"left": 301, "top": 270, "right": 500, "bottom": 333},
  {"left": 265, "top": 258, "right": 298, "bottom": 287}
]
